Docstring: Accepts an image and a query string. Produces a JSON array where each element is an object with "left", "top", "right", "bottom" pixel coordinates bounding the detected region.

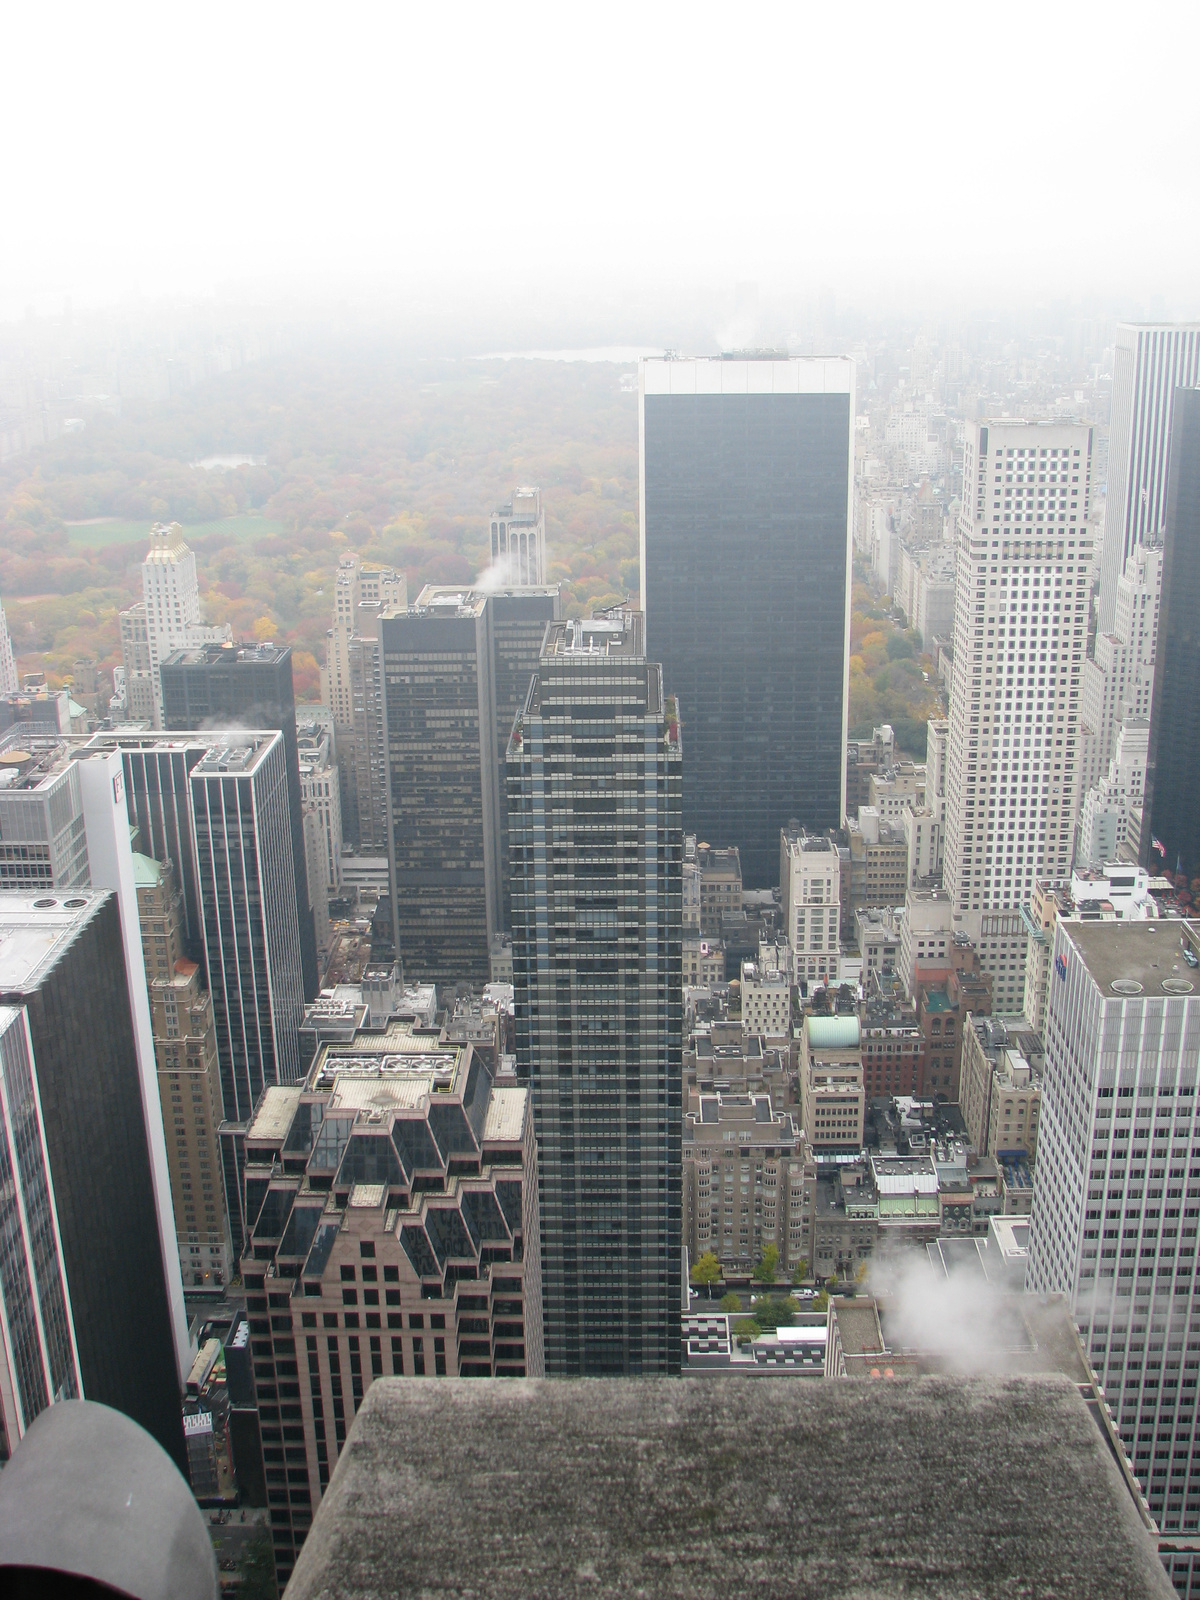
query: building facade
[
  {"left": 1028, "top": 917, "right": 1200, "bottom": 1548},
  {"left": 1079, "top": 543, "right": 1162, "bottom": 803},
  {"left": 189, "top": 734, "right": 306, "bottom": 1255},
  {"left": 0, "top": 892, "right": 187, "bottom": 1475},
  {"left": 0, "top": 592, "right": 18, "bottom": 695},
  {"left": 322, "top": 555, "right": 406, "bottom": 851},
  {"left": 799, "top": 1016, "right": 865, "bottom": 1156},
  {"left": 780, "top": 827, "right": 841, "bottom": 990},
  {"left": 640, "top": 355, "right": 854, "bottom": 886},
  {"left": 1143, "top": 389, "right": 1200, "bottom": 881},
  {"left": 134, "top": 853, "right": 231, "bottom": 1288},
  {"left": 943, "top": 420, "right": 1094, "bottom": 921},
  {"left": 161, "top": 640, "right": 318, "bottom": 1000},
  {"left": 490, "top": 487, "right": 546, "bottom": 586},
  {"left": 239, "top": 1024, "right": 542, "bottom": 1583},
  {"left": 0, "top": 1004, "right": 81, "bottom": 1461},
  {"left": 507, "top": 611, "right": 682, "bottom": 1375},
  {"left": 1099, "top": 324, "right": 1200, "bottom": 633},
  {"left": 682, "top": 1091, "right": 814, "bottom": 1277}
]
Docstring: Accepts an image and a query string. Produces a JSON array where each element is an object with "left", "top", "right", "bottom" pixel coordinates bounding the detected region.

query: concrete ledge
[{"left": 285, "top": 1375, "right": 1172, "bottom": 1600}]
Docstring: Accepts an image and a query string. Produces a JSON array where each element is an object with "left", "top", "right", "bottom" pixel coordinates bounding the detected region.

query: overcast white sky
[{"left": 3, "top": 0, "right": 1198, "bottom": 321}]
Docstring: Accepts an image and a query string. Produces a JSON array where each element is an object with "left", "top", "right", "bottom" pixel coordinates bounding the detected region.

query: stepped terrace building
[{"left": 237, "top": 1017, "right": 542, "bottom": 1583}]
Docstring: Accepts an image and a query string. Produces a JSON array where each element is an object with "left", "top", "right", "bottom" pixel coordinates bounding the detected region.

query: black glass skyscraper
[
  {"left": 640, "top": 356, "right": 853, "bottom": 887},
  {"left": 1143, "top": 387, "right": 1200, "bottom": 878},
  {"left": 507, "top": 610, "right": 682, "bottom": 1375},
  {"left": 378, "top": 585, "right": 559, "bottom": 987},
  {"left": 161, "top": 642, "right": 318, "bottom": 998},
  {"left": 0, "top": 892, "right": 187, "bottom": 1473}
]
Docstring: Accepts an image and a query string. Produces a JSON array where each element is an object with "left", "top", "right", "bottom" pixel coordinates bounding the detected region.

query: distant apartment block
[
  {"left": 959, "top": 1014, "right": 1042, "bottom": 1166},
  {"left": 739, "top": 959, "right": 790, "bottom": 1037},
  {"left": 799, "top": 1016, "right": 865, "bottom": 1156},
  {"left": 780, "top": 826, "right": 841, "bottom": 990},
  {"left": 683, "top": 1091, "right": 814, "bottom": 1277}
]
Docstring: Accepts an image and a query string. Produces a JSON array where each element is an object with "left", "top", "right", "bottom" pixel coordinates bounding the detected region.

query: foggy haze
[{"left": 4, "top": 1, "right": 1199, "bottom": 329}]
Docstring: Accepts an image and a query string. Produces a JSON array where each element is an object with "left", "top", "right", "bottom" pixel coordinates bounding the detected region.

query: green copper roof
[
  {"left": 131, "top": 852, "right": 163, "bottom": 887},
  {"left": 805, "top": 1016, "right": 860, "bottom": 1049}
]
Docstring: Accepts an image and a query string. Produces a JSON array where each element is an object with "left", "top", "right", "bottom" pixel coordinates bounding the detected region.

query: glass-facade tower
[
  {"left": 640, "top": 356, "right": 853, "bottom": 887},
  {"left": 1143, "top": 388, "right": 1200, "bottom": 880},
  {"left": 507, "top": 610, "right": 682, "bottom": 1375}
]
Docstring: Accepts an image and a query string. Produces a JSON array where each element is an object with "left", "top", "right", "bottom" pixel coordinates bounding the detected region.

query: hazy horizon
[{"left": 4, "top": 1, "right": 1198, "bottom": 328}]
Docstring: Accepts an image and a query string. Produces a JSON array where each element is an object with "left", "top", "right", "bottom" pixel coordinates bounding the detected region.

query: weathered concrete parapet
[{"left": 285, "top": 1375, "right": 1172, "bottom": 1600}]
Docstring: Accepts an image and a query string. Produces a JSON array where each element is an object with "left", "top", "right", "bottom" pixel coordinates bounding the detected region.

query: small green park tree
[
  {"left": 689, "top": 1251, "right": 721, "bottom": 1295},
  {"left": 752, "top": 1243, "right": 779, "bottom": 1284}
]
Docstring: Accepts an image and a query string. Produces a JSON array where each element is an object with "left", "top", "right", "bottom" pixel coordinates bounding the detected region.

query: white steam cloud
[
  {"left": 867, "top": 1252, "right": 1018, "bottom": 1375},
  {"left": 475, "top": 555, "right": 517, "bottom": 594}
]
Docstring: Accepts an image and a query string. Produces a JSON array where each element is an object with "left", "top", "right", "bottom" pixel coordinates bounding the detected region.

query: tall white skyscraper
[
  {"left": 1028, "top": 917, "right": 1200, "bottom": 1565},
  {"left": 118, "top": 523, "right": 229, "bottom": 728},
  {"left": 943, "top": 422, "right": 1094, "bottom": 937},
  {"left": 0, "top": 592, "right": 17, "bottom": 695},
  {"left": 1078, "top": 542, "right": 1162, "bottom": 808},
  {"left": 1099, "top": 323, "right": 1200, "bottom": 633}
]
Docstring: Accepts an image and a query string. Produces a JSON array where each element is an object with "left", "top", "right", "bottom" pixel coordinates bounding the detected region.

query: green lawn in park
[{"left": 65, "top": 514, "right": 287, "bottom": 548}]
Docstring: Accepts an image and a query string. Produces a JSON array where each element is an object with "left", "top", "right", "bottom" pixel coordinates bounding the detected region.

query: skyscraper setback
[
  {"left": 507, "top": 610, "right": 682, "bottom": 1375},
  {"left": 1099, "top": 324, "right": 1200, "bottom": 633},
  {"left": 639, "top": 355, "right": 853, "bottom": 887}
]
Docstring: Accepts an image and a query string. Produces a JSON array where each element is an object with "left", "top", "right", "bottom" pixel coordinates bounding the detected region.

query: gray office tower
[
  {"left": 1099, "top": 324, "right": 1200, "bottom": 632},
  {"left": 507, "top": 610, "right": 682, "bottom": 1375},
  {"left": 87, "top": 732, "right": 212, "bottom": 963},
  {"left": 189, "top": 734, "right": 306, "bottom": 1255},
  {"left": 640, "top": 355, "right": 854, "bottom": 887},
  {"left": 161, "top": 642, "right": 318, "bottom": 999},
  {"left": 1143, "top": 388, "right": 1200, "bottom": 879},
  {"left": 0, "top": 892, "right": 187, "bottom": 1474},
  {"left": 379, "top": 585, "right": 559, "bottom": 986}
]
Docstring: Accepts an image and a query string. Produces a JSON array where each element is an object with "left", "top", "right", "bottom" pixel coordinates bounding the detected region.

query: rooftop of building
[
  {"left": 285, "top": 1375, "right": 1172, "bottom": 1600},
  {"left": 414, "top": 582, "right": 560, "bottom": 613},
  {"left": 781, "top": 826, "right": 835, "bottom": 854},
  {"left": 161, "top": 641, "right": 289, "bottom": 667},
  {"left": 131, "top": 851, "right": 163, "bottom": 887},
  {"left": 142, "top": 520, "right": 190, "bottom": 559},
  {"left": 0, "top": 737, "right": 75, "bottom": 792},
  {"left": 0, "top": 891, "right": 106, "bottom": 993},
  {"left": 805, "top": 1015, "right": 860, "bottom": 1049},
  {"left": 308, "top": 1018, "right": 465, "bottom": 1098},
  {"left": 192, "top": 732, "right": 282, "bottom": 776},
  {"left": 542, "top": 610, "right": 643, "bottom": 660},
  {"left": 491, "top": 487, "right": 542, "bottom": 521},
  {"left": 1064, "top": 918, "right": 1200, "bottom": 998}
]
